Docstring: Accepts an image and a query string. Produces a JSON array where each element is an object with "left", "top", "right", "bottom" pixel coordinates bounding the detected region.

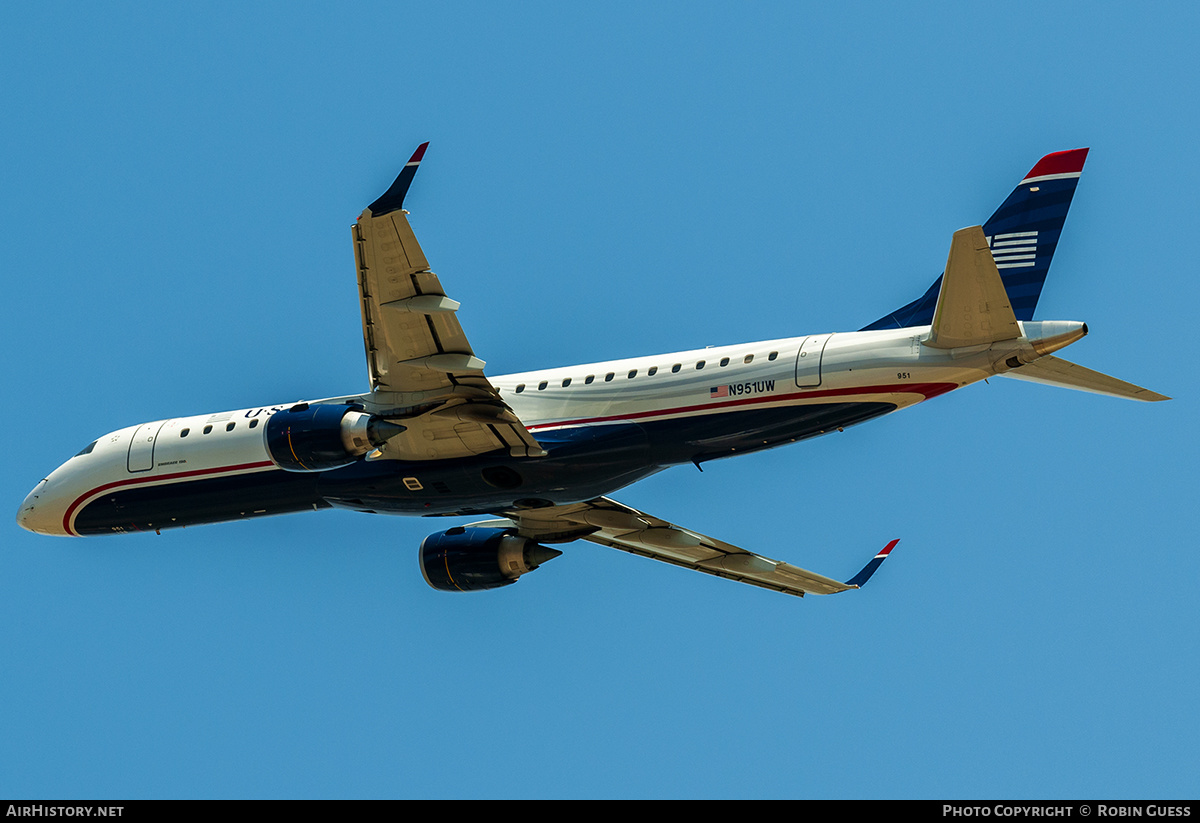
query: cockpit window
[{"left": 74, "top": 440, "right": 97, "bottom": 457}]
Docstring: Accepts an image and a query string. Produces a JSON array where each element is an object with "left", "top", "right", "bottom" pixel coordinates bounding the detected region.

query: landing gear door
[
  {"left": 795, "top": 334, "right": 832, "bottom": 388},
  {"left": 127, "top": 420, "right": 167, "bottom": 473}
]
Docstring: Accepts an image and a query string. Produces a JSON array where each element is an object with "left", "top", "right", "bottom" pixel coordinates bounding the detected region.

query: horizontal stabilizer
[
  {"left": 1001, "top": 355, "right": 1169, "bottom": 401},
  {"left": 925, "top": 226, "right": 1020, "bottom": 349}
]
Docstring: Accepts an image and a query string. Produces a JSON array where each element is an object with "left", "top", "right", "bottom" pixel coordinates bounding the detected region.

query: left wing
[
  {"left": 485, "top": 497, "right": 898, "bottom": 597},
  {"left": 353, "top": 144, "right": 545, "bottom": 459}
]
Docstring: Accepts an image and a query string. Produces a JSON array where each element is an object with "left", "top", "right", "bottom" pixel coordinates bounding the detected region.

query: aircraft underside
[{"left": 71, "top": 400, "right": 899, "bottom": 535}]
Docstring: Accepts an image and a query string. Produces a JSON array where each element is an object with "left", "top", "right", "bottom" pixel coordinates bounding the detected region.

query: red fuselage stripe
[
  {"left": 525, "top": 382, "right": 957, "bottom": 431},
  {"left": 63, "top": 460, "right": 276, "bottom": 536},
  {"left": 61, "top": 381, "right": 959, "bottom": 534}
]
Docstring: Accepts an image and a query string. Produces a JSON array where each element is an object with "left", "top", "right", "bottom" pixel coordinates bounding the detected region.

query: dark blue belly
[{"left": 73, "top": 401, "right": 895, "bottom": 532}]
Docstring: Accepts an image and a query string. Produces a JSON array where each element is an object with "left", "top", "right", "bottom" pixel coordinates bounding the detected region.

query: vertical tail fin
[{"left": 862, "top": 149, "right": 1089, "bottom": 331}]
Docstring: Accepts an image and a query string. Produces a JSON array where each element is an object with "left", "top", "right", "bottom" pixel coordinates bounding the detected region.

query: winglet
[
  {"left": 845, "top": 539, "right": 899, "bottom": 588},
  {"left": 367, "top": 142, "right": 430, "bottom": 217}
]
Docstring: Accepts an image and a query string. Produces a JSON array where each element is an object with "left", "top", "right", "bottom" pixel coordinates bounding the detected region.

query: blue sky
[{"left": 3, "top": 2, "right": 1196, "bottom": 798}]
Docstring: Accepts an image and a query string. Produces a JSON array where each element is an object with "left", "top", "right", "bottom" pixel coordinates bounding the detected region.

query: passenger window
[
  {"left": 671, "top": 364, "right": 682, "bottom": 373},
  {"left": 515, "top": 384, "right": 525, "bottom": 393},
  {"left": 647, "top": 366, "right": 657, "bottom": 376},
  {"left": 627, "top": 369, "right": 637, "bottom": 379},
  {"left": 585, "top": 375, "right": 595, "bottom": 384},
  {"left": 696, "top": 360, "right": 705, "bottom": 370},
  {"left": 720, "top": 357, "right": 729, "bottom": 367},
  {"left": 538, "top": 381, "right": 548, "bottom": 391},
  {"left": 744, "top": 354, "right": 754, "bottom": 364},
  {"left": 605, "top": 373, "right": 615, "bottom": 382},
  {"left": 180, "top": 429, "right": 190, "bottom": 438},
  {"left": 562, "top": 377, "right": 572, "bottom": 387},
  {"left": 203, "top": 425, "right": 213, "bottom": 435},
  {"left": 226, "top": 422, "right": 236, "bottom": 432},
  {"left": 248, "top": 419, "right": 259, "bottom": 429},
  {"left": 768, "top": 351, "right": 779, "bottom": 361}
]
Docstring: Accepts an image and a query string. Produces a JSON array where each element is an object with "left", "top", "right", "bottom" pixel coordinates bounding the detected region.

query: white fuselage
[{"left": 17, "top": 322, "right": 1079, "bottom": 537}]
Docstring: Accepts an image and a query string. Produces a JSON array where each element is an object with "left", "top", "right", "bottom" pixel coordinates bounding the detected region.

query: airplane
[{"left": 16, "top": 145, "right": 1168, "bottom": 598}]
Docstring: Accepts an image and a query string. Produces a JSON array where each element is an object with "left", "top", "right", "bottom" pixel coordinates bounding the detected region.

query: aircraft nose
[{"left": 16, "top": 480, "right": 69, "bottom": 536}]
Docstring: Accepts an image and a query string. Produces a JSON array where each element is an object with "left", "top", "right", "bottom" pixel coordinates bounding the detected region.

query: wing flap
[{"left": 354, "top": 214, "right": 478, "bottom": 393}]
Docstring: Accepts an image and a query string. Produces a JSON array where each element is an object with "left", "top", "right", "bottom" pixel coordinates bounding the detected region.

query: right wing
[
  {"left": 483, "top": 497, "right": 899, "bottom": 598},
  {"left": 353, "top": 144, "right": 545, "bottom": 459}
]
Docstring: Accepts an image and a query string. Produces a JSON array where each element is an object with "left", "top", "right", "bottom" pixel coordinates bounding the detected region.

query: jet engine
[
  {"left": 419, "top": 526, "right": 563, "bottom": 592},
  {"left": 265, "top": 403, "right": 405, "bottom": 472}
]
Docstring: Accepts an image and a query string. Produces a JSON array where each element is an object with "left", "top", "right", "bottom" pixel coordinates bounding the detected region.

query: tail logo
[{"left": 987, "top": 231, "right": 1038, "bottom": 269}]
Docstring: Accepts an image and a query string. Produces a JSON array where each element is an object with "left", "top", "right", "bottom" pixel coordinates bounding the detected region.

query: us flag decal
[
  {"left": 986, "top": 231, "right": 1038, "bottom": 269},
  {"left": 711, "top": 380, "right": 775, "bottom": 399}
]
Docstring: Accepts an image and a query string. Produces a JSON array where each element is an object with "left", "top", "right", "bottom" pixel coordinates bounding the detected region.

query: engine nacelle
[
  {"left": 419, "top": 526, "right": 563, "bottom": 592},
  {"left": 265, "top": 403, "right": 405, "bottom": 472}
]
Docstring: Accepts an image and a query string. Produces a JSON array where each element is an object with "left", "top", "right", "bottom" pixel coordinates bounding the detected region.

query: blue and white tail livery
[
  {"left": 16, "top": 146, "right": 1167, "bottom": 599},
  {"left": 863, "top": 148, "right": 1088, "bottom": 331}
]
